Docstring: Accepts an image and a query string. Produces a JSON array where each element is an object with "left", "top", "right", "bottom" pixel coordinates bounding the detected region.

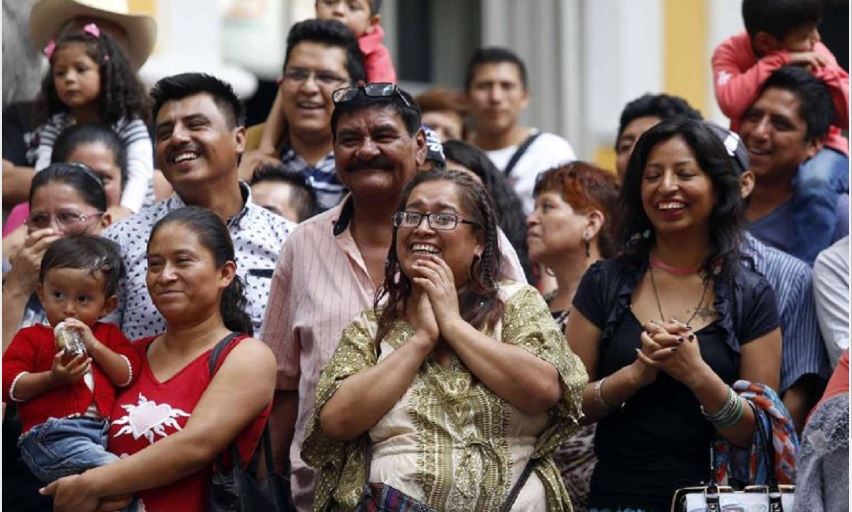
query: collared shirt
[
  {"left": 742, "top": 233, "right": 830, "bottom": 392},
  {"left": 260, "top": 198, "right": 526, "bottom": 512},
  {"left": 279, "top": 144, "right": 344, "bottom": 212},
  {"left": 103, "top": 182, "right": 294, "bottom": 340}
]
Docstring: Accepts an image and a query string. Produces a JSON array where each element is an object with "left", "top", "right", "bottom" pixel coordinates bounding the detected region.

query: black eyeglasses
[
  {"left": 392, "top": 211, "right": 480, "bottom": 231},
  {"left": 332, "top": 83, "right": 413, "bottom": 107}
]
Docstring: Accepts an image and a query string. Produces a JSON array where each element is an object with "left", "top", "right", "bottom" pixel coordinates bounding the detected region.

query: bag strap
[
  {"left": 503, "top": 132, "right": 541, "bottom": 177},
  {"left": 498, "top": 458, "right": 537, "bottom": 512},
  {"left": 207, "top": 332, "right": 260, "bottom": 473}
]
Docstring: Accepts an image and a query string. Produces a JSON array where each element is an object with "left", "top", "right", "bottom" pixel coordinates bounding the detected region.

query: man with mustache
[
  {"left": 261, "top": 84, "right": 526, "bottom": 511},
  {"left": 239, "top": 19, "right": 365, "bottom": 214},
  {"left": 103, "top": 73, "right": 294, "bottom": 340}
]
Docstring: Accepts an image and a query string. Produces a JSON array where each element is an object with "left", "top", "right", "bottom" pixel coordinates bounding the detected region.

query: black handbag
[{"left": 207, "top": 333, "right": 294, "bottom": 512}]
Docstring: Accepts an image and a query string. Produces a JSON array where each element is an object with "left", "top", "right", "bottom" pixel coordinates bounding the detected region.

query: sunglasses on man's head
[{"left": 332, "top": 83, "right": 413, "bottom": 107}]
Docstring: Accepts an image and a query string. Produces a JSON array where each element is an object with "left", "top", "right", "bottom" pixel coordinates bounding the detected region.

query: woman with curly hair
[
  {"left": 303, "top": 169, "right": 588, "bottom": 511},
  {"left": 33, "top": 22, "right": 152, "bottom": 217}
]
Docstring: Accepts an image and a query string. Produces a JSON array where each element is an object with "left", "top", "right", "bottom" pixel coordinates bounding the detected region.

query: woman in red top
[{"left": 41, "top": 206, "right": 277, "bottom": 512}]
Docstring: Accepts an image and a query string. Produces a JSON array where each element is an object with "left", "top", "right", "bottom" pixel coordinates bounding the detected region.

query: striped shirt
[
  {"left": 742, "top": 233, "right": 831, "bottom": 392},
  {"left": 103, "top": 182, "right": 294, "bottom": 340},
  {"left": 260, "top": 198, "right": 526, "bottom": 512},
  {"left": 35, "top": 113, "right": 154, "bottom": 212},
  {"left": 279, "top": 144, "right": 344, "bottom": 212}
]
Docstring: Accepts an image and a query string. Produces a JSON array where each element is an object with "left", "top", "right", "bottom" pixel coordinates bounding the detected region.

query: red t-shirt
[{"left": 108, "top": 334, "right": 270, "bottom": 512}]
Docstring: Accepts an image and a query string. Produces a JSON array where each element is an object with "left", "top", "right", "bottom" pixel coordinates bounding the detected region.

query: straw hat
[{"left": 30, "top": 0, "right": 157, "bottom": 68}]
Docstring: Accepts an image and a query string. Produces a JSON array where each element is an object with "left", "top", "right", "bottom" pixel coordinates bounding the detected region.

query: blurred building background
[{"left": 3, "top": 0, "right": 848, "bottom": 170}]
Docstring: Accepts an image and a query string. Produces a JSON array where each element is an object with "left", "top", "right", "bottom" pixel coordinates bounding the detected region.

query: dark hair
[
  {"left": 375, "top": 169, "right": 504, "bottom": 343},
  {"left": 442, "top": 139, "right": 531, "bottom": 280},
  {"left": 40, "top": 26, "right": 150, "bottom": 125},
  {"left": 330, "top": 85, "right": 421, "bottom": 137},
  {"left": 51, "top": 123, "right": 128, "bottom": 193},
  {"left": 370, "top": 0, "right": 383, "bottom": 14},
  {"left": 465, "top": 47, "right": 528, "bottom": 92},
  {"left": 616, "top": 93, "right": 703, "bottom": 149},
  {"left": 147, "top": 206, "right": 253, "bottom": 335},
  {"left": 40, "top": 235, "right": 123, "bottom": 297},
  {"left": 284, "top": 19, "right": 366, "bottom": 84},
  {"left": 29, "top": 162, "right": 108, "bottom": 211},
  {"left": 619, "top": 118, "right": 743, "bottom": 278},
  {"left": 151, "top": 73, "right": 246, "bottom": 128},
  {"left": 742, "top": 0, "right": 822, "bottom": 40},
  {"left": 250, "top": 164, "right": 318, "bottom": 222},
  {"left": 759, "top": 66, "right": 834, "bottom": 142},
  {"left": 533, "top": 161, "right": 620, "bottom": 258}
]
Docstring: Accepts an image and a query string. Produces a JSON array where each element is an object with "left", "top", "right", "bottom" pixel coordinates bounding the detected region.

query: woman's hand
[
  {"left": 408, "top": 287, "right": 439, "bottom": 346},
  {"left": 637, "top": 320, "right": 712, "bottom": 389},
  {"left": 5, "top": 228, "right": 60, "bottom": 293},
  {"left": 40, "top": 473, "right": 101, "bottom": 512},
  {"left": 411, "top": 256, "right": 463, "bottom": 332},
  {"left": 51, "top": 350, "right": 91, "bottom": 386}
]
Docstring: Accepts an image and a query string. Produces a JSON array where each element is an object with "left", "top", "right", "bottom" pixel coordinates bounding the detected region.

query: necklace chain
[{"left": 648, "top": 266, "right": 710, "bottom": 327}]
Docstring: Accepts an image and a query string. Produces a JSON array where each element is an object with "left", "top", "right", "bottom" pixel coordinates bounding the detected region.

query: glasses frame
[
  {"left": 332, "top": 83, "right": 413, "bottom": 107},
  {"left": 280, "top": 67, "right": 349, "bottom": 88},
  {"left": 392, "top": 211, "right": 480, "bottom": 231},
  {"left": 26, "top": 210, "right": 105, "bottom": 231}
]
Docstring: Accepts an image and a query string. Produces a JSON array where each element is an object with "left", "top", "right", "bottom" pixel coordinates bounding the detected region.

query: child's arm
[
  {"left": 257, "top": 87, "right": 288, "bottom": 155},
  {"left": 2, "top": 160, "right": 36, "bottom": 205},
  {"left": 2, "top": 327, "right": 92, "bottom": 402},
  {"left": 810, "top": 43, "right": 849, "bottom": 129},
  {"left": 118, "top": 119, "right": 154, "bottom": 213},
  {"left": 10, "top": 353, "right": 91, "bottom": 401},
  {"left": 62, "top": 319, "right": 139, "bottom": 387},
  {"left": 711, "top": 35, "right": 791, "bottom": 123}
]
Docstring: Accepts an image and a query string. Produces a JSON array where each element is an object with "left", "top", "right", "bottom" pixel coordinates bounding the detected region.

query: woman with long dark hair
[
  {"left": 567, "top": 119, "right": 782, "bottom": 511},
  {"left": 303, "top": 169, "right": 587, "bottom": 511},
  {"left": 41, "top": 206, "right": 276, "bottom": 512}
]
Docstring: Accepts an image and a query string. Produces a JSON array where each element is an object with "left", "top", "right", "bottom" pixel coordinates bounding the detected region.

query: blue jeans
[
  {"left": 18, "top": 416, "right": 117, "bottom": 483},
  {"left": 792, "top": 148, "right": 849, "bottom": 265}
]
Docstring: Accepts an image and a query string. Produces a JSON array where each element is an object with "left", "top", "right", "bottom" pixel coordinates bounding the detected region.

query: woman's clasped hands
[{"left": 634, "top": 320, "right": 713, "bottom": 390}]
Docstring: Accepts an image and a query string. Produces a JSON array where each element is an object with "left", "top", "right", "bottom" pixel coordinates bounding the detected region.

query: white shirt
[
  {"left": 485, "top": 130, "right": 577, "bottom": 214},
  {"left": 812, "top": 236, "right": 849, "bottom": 367},
  {"left": 103, "top": 182, "right": 295, "bottom": 339}
]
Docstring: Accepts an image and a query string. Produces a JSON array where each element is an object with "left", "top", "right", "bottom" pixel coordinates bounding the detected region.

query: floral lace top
[{"left": 302, "top": 282, "right": 588, "bottom": 511}]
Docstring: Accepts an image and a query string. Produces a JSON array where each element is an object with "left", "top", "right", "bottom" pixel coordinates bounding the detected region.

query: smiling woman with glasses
[
  {"left": 3, "top": 162, "right": 112, "bottom": 351},
  {"left": 303, "top": 169, "right": 587, "bottom": 511}
]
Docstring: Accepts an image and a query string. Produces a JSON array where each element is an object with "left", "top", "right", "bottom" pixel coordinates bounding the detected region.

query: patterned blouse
[{"left": 302, "top": 282, "right": 588, "bottom": 511}]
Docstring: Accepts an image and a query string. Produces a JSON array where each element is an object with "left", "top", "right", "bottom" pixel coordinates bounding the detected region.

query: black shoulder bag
[
  {"left": 207, "top": 333, "right": 294, "bottom": 512},
  {"left": 503, "top": 132, "right": 542, "bottom": 178}
]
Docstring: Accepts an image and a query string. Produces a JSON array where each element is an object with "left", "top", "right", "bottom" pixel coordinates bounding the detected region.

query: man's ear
[
  {"left": 752, "top": 31, "right": 781, "bottom": 57},
  {"left": 739, "top": 170, "right": 755, "bottom": 200},
  {"left": 101, "top": 295, "right": 119, "bottom": 316},
  {"left": 233, "top": 126, "right": 247, "bottom": 154},
  {"left": 414, "top": 128, "right": 428, "bottom": 167},
  {"left": 805, "top": 137, "right": 824, "bottom": 161}
]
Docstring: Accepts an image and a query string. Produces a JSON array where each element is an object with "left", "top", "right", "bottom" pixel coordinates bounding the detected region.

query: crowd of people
[{"left": 1, "top": 0, "right": 848, "bottom": 511}]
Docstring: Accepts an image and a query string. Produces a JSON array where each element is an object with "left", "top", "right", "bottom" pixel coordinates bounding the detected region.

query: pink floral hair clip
[
  {"left": 83, "top": 23, "right": 101, "bottom": 38},
  {"left": 43, "top": 40, "right": 56, "bottom": 59}
]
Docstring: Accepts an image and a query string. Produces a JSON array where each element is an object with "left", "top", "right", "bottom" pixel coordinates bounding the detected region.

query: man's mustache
[{"left": 346, "top": 156, "right": 395, "bottom": 171}]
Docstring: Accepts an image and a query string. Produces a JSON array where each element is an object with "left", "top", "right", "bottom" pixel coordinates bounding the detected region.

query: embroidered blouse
[{"left": 302, "top": 282, "right": 588, "bottom": 512}]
